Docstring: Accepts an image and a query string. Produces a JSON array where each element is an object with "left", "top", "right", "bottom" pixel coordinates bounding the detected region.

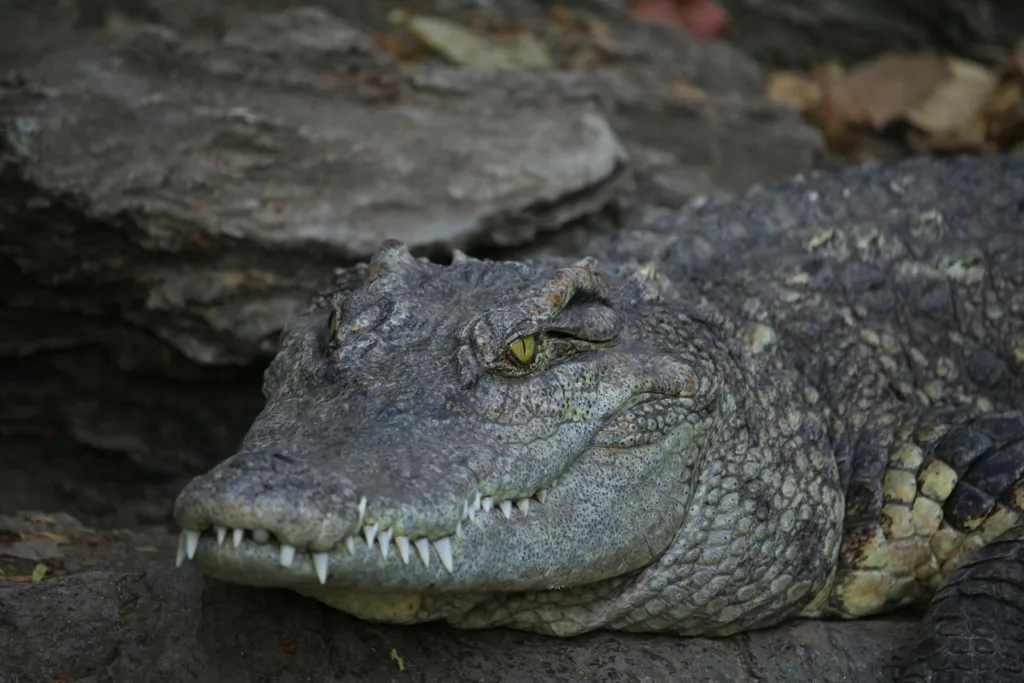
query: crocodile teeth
[
  {"left": 175, "top": 533, "right": 186, "bottom": 568},
  {"left": 364, "top": 524, "right": 378, "bottom": 549},
  {"left": 378, "top": 528, "right": 392, "bottom": 560},
  {"left": 395, "top": 536, "right": 411, "bottom": 564},
  {"left": 312, "top": 552, "right": 329, "bottom": 584},
  {"left": 184, "top": 530, "right": 201, "bottom": 560},
  {"left": 467, "top": 507, "right": 476, "bottom": 523},
  {"left": 279, "top": 544, "right": 296, "bottom": 567},
  {"left": 433, "top": 537, "right": 453, "bottom": 574},
  {"left": 472, "top": 492, "right": 482, "bottom": 511},
  {"left": 482, "top": 497, "right": 494, "bottom": 512},
  {"left": 215, "top": 526, "right": 227, "bottom": 546},
  {"left": 414, "top": 538, "right": 431, "bottom": 567},
  {"left": 344, "top": 536, "right": 357, "bottom": 554},
  {"left": 252, "top": 529, "right": 270, "bottom": 544},
  {"left": 535, "top": 489, "right": 547, "bottom": 503},
  {"left": 499, "top": 500, "right": 513, "bottom": 519},
  {"left": 455, "top": 520, "right": 463, "bottom": 538},
  {"left": 232, "top": 528, "right": 244, "bottom": 548},
  {"left": 516, "top": 499, "right": 530, "bottom": 516},
  {"left": 357, "top": 496, "right": 367, "bottom": 527}
]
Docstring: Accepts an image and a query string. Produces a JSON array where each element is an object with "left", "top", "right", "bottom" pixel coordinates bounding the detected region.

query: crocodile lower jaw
[{"left": 175, "top": 489, "right": 548, "bottom": 585}]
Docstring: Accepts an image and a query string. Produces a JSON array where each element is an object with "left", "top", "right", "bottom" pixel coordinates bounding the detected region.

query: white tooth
[
  {"left": 414, "top": 538, "right": 431, "bottom": 567},
  {"left": 467, "top": 507, "right": 476, "bottom": 523},
  {"left": 215, "top": 526, "right": 227, "bottom": 546},
  {"left": 395, "top": 536, "right": 411, "bottom": 564},
  {"left": 499, "top": 500, "right": 512, "bottom": 519},
  {"left": 516, "top": 499, "right": 530, "bottom": 516},
  {"left": 472, "top": 493, "right": 481, "bottom": 511},
  {"left": 462, "top": 501, "right": 469, "bottom": 519},
  {"left": 433, "top": 537, "right": 453, "bottom": 573},
  {"left": 344, "top": 536, "right": 357, "bottom": 554},
  {"left": 455, "top": 520, "right": 463, "bottom": 538},
  {"left": 363, "top": 524, "right": 378, "bottom": 548},
  {"left": 312, "top": 552, "right": 329, "bottom": 584},
  {"left": 378, "top": 528, "right": 392, "bottom": 560},
  {"left": 535, "top": 489, "right": 547, "bottom": 503},
  {"left": 482, "top": 497, "right": 494, "bottom": 512},
  {"left": 357, "top": 496, "right": 367, "bottom": 527},
  {"left": 279, "top": 544, "right": 296, "bottom": 567},
  {"left": 232, "top": 528, "right": 244, "bottom": 548},
  {"left": 184, "top": 530, "right": 201, "bottom": 559},
  {"left": 175, "top": 533, "right": 186, "bottom": 568},
  {"left": 252, "top": 529, "right": 270, "bottom": 544}
]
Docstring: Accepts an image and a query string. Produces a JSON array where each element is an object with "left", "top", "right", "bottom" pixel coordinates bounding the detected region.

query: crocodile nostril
[{"left": 272, "top": 452, "right": 296, "bottom": 464}]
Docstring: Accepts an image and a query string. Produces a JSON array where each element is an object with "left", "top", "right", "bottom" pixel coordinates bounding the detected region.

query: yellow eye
[
  {"left": 328, "top": 311, "right": 339, "bottom": 338},
  {"left": 507, "top": 334, "right": 537, "bottom": 365}
]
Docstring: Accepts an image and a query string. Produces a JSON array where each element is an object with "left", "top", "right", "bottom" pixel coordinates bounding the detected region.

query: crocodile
[{"left": 173, "top": 156, "right": 1024, "bottom": 681}]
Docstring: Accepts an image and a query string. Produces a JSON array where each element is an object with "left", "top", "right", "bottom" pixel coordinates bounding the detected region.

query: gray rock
[{"left": 0, "top": 4, "right": 821, "bottom": 370}]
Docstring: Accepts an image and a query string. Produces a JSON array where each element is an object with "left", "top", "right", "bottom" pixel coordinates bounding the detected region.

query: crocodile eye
[
  {"left": 507, "top": 334, "right": 537, "bottom": 365},
  {"left": 327, "top": 311, "right": 339, "bottom": 338}
]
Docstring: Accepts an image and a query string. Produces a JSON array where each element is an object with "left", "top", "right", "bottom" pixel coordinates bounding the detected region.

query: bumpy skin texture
[{"left": 174, "top": 157, "right": 1024, "bottom": 680}]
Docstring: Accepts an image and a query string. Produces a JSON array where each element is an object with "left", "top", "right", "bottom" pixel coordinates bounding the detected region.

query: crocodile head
[{"left": 173, "top": 240, "right": 832, "bottom": 633}]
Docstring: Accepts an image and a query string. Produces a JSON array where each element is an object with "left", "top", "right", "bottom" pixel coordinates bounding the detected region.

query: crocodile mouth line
[{"left": 175, "top": 489, "right": 549, "bottom": 584}]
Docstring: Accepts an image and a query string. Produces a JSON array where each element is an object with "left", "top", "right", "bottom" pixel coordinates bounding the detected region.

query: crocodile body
[{"left": 174, "top": 157, "right": 1024, "bottom": 681}]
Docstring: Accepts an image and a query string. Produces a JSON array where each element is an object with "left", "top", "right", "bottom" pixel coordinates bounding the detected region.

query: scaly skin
[{"left": 173, "top": 157, "right": 1024, "bottom": 680}]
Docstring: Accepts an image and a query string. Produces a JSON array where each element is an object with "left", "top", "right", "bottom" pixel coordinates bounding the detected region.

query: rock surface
[{"left": 0, "top": 512, "right": 913, "bottom": 683}]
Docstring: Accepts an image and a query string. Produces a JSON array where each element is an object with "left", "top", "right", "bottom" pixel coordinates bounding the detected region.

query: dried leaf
[
  {"left": 374, "top": 32, "right": 429, "bottom": 62},
  {"left": 809, "top": 61, "right": 845, "bottom": 86},
  {"left": 31, "top": 562, "right": 48, "bottom": 582},
  {"left": 408, "top": 16, "right": 552, "bottom": 69},
  {"left": 390, "top": 648, "right": 405, "bottom": 672},
  {"left": 905, "top": 58, "right": 1000, "bottom": 137},
  {"left": 4, "top": 575, "right": 34, "bottom": 583},
  {"left": 826, "top": 52, "right": 949, "bottom": 130},
  {"left": 669, "top": 78, "right": 708, "bottom": 103},
  {"left": 27, "top": 515, "right": 59, "bottom": 525},
  {"left": 21, "top": 531, "right": 69, "bottom": 542},
  {"left": 386, "top": 8, "right": 411, "bottom": 24},
  {"left": 767, "top": 70, "right": 823, "bottom": 112}
]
